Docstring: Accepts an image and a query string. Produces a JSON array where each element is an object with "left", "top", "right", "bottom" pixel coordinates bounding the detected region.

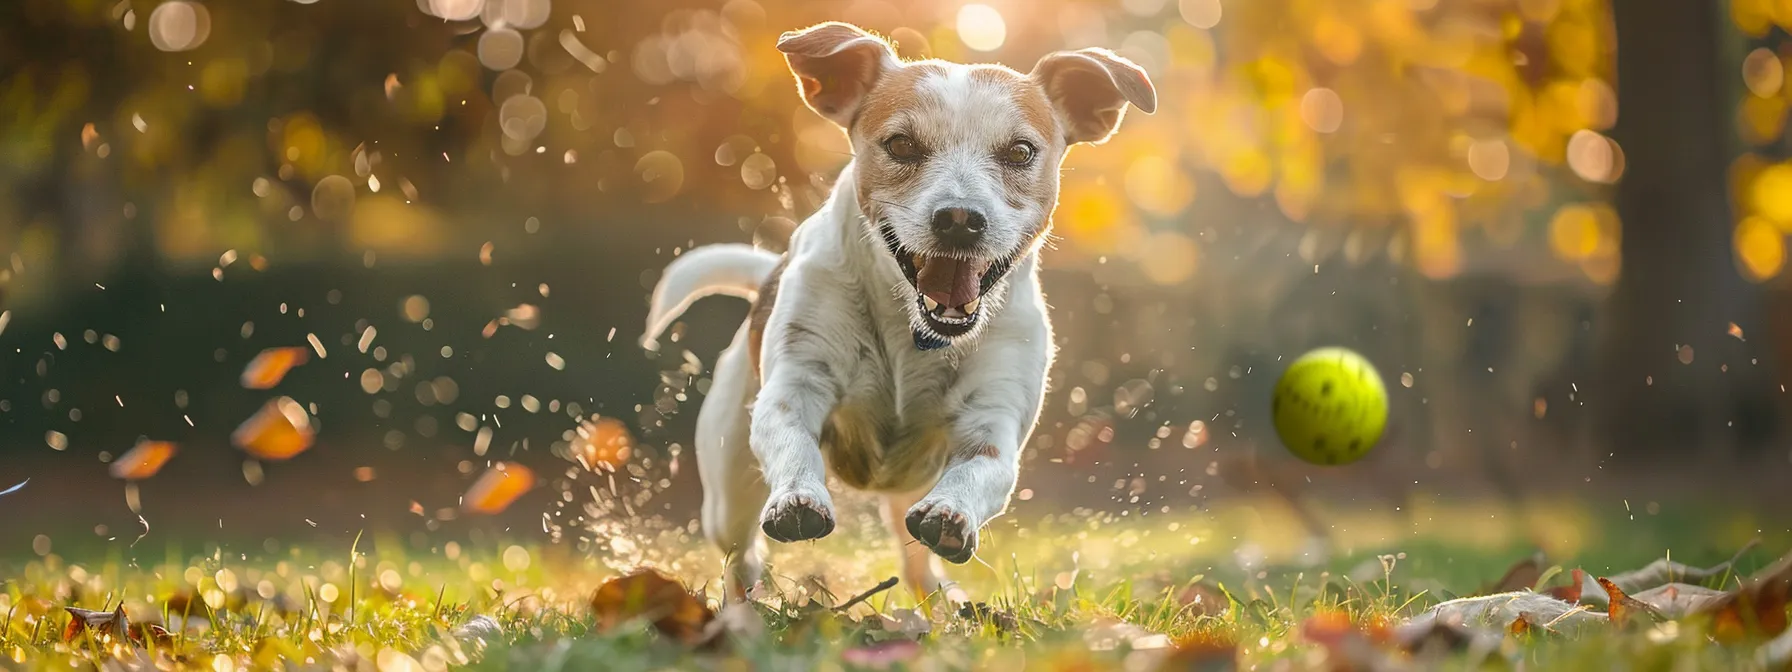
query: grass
[{"left": 1, "top": 493, "right": 1788, "bottom": 670}]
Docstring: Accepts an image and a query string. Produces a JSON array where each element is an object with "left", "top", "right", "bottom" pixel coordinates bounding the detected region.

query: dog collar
[{"left": 913, "top": 329, "right": 950, "bottom": 351}]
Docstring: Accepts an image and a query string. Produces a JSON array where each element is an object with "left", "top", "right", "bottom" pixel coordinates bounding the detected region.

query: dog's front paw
[
  {"left": 905, "top": 500, "right": 978, "bottom": 564},
  {"left": 760, "top": 489, "right": 836, "bottom": 543}
]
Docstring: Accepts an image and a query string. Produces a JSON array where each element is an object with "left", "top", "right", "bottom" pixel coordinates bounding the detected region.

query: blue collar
[{"left": 913, "top": 329, "right": 950, "bottom": 351}]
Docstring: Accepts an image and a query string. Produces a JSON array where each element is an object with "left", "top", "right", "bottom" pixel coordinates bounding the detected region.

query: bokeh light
[{"left": 956, "top": 4, "right": 1007, "bottom": 52}]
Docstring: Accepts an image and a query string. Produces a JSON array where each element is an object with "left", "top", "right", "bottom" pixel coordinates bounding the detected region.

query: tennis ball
[{"left": 1271, "top": 347, "right": 1388, "bottom": 465}]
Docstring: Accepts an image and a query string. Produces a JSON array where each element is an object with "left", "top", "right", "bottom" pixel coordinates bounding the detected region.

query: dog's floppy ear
[
  {"left": 1030, "top": 48, "right": 1157, "bottom": 145},
  {"left": 777, "top": 22, "right": 899, "bottom": 128}
]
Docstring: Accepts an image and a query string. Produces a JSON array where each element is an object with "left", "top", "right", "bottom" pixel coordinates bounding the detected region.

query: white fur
[
  {"left": 643, "top": 161, "right": 1053, "bottom": 601},
  {"left": 641, "top": 243, "right": 782, "bottom": 352}
]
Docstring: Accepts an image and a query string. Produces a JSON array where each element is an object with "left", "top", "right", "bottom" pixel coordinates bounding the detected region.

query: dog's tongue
[{"left": 916, "top": 256, "right": 982, "bottom": 307}]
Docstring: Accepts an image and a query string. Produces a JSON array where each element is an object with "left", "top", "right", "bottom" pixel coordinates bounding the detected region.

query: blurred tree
[{"left": 1599, "top": 0, "right": 1778, "bottom": 461}]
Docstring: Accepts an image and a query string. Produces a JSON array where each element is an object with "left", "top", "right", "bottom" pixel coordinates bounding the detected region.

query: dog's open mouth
[{"left": 881, "top": 225, "right": 1014, "bottom": 339}]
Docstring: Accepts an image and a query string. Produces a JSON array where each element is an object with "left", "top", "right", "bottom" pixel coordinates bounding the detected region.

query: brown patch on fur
[
  {"left": 973, "top": 444, "right": 1002, "bottom": 459},
  {"left": 820, "top": 407, "right": 953, "bottom": 493},
  {"left": 851, "top": 63, "right": 943, "bottom": 214},
  {"left": 747, "top": 256, "right": 790, "bottom": 377}
]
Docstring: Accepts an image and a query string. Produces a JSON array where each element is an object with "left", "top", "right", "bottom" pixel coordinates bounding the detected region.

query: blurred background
[{"left": 1, "top": 0, "right": 1789, "bottom": 560}]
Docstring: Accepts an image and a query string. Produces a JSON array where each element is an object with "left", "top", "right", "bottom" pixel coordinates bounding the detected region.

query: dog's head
[{"left": 777, "top": 22, "right": 1156, "bottom": 343}]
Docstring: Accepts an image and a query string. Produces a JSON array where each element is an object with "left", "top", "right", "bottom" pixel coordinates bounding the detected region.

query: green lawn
[{"left": 2, "top": 494, "right": 1788, "bottom": 670}]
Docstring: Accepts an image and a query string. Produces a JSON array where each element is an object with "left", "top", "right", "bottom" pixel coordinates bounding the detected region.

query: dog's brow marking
[{"left": 974, "top": 444, "right": 1001, "bottom": 459}]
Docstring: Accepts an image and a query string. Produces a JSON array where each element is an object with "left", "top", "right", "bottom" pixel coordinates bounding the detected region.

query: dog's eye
[
  {"left": 999, "top": 141, "right": 1036, "bottom": 167},
  {"left": 884, "top": 135, "right": 923, "bottom": 162}
]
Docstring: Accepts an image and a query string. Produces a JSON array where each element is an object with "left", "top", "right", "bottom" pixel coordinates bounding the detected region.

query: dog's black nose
[{"left": 930, "top": 208, "right": 986, "bottom": 248}]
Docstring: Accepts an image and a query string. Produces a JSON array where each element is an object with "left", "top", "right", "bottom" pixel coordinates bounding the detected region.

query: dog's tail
[{"left": 642, "top": 244, "right": 781, "bottom": 351}]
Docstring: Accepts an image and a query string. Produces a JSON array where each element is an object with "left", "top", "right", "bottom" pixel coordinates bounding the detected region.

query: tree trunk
[{"left": 1599, "top": 0, "right": 1778, "bottom": 463}]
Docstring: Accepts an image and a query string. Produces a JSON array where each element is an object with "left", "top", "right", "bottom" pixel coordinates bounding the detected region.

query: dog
[{"left": 642, "top": 22, "right": 1156, "bottom": 601}]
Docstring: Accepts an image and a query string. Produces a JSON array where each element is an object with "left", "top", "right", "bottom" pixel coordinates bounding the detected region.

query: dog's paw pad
[
  {"left": 905, "top": 502, "right": 977, "bottom": 564},
  {"left": 760, "top": 493, "right": 835, "bottom": 543}
]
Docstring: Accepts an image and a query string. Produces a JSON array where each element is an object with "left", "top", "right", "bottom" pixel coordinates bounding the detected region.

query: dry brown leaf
[
  {"left": 589, "top": 569, "right": 714, "bottom": 645},
  {"left": 1694, "top": 547, "right": 1792, "bottom": 642},
  {"left": 240, "top": 346, "right": 309, "bottom": 389},
  {"left": 1164, "top": 634, "right": 1240, "bottom": 672},
  {"left": 1544, "top": 568, "right": 1586, "bottom": 603},
  {"left": 1629, "top": 583, "right": 1729, "bottom": 618},
  {"left": 461, "top": 462, "right": 535, "bottom": 515},
  {"left": 1484, "top": 551, "right": 1547, "bottom": 595},
  {"left": 1507, "top": 613, "right": 1532, "bottom": 638},
  {"left": 109, "top": 440, "right": 177, "bottom": 480},
  {"left": 231, "top": 397, "right": 315, "bottom": 460},
  {"left": 1604, "top": 539, "right": 1761, "bottom": 595},
  {"left": 64, "top": 605, "right": 130, "bottom": 642},
  {"left": 1597, "top": 576, "right": 1664, "bottom": 627}
]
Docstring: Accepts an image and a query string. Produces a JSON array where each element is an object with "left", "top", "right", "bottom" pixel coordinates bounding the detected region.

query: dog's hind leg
[{"left": 698, "top": 324, "right": 770, "bottom": 601}]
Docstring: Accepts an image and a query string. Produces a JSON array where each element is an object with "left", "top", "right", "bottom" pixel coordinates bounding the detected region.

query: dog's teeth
[
  {"left": 923, "top": 296, "right": 940, "bottom": 312},
  {"left": 963, "top": 298, "right": 980, "bottom": 314}
]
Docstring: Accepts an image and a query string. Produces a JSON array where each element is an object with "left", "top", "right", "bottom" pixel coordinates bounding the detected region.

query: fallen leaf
[
  {"left": 1484, "top": 551, "right": 1547, "bottom": 595},
  {"left": 590, "top": 569, "right": 715, "bottom": 645},
  {"left": 1544, "top": 568, "right": 1586, "bottom": 603},
  {"left": 128, "top": 622, "right": 175, "bottom": 646},
  {"left": 842, "top": 639, "right": 922, "bottom": 669},
  {"left": 1507, "top": 613, "right": 1533, "bottom": 638},
  {"left": 1629, "top": 583, "right": 1729, "bottom": 618},
  {"left": 461, "top": 462, "right": 534, "bottom": 515},
  {"left": 1301, "top": 610, "right": 1392, "bottom": 649},
  {"left": 1598, "top": 577, "right": 1664, "bottom": 627},
  {"left": 866, "top": 607, "right": 931, "bottom": 641},
  {"left": 1597, "top": 539, "right": 1761, "bottom": 598},
  {"left": 1695, "top": 547, "right": 1792, "bottom": 641},
  {"left": 1164, "top": 634, "right": 1239, "bottom": 672},
  {"left": 64, "top": 605, "right": 130, "bottom": 642},
  {"left": 1405, "top": 591, "right": 1606, "bottom": 633},
  {"left": 240, "top": 347, "right": 310, "bottom": 389},
  {"left": 1394, "top": 618, "right": 1504, "bottom": 663},
  {"left": 109, "top": 440, "right": 177, "bottom": 480},
  {"left": 231, "top": 397, "right": 315, "bottom": 460}
]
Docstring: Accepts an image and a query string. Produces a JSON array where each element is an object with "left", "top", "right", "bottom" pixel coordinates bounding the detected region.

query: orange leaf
[
  {"left": 1598, "top": 576, "right": 1661, "bottom": 627},
  {"left": 1508, "top": 614, "right": 1532, "bottom": 638},
  {"left": 232, "top": 397, "right": 316, "bottom": 460},
  {"left": 573, "top": 417, "right": 634, "bottom": 471},
  {"left": 589, "top": 569, "right": 715, "bottom": 645},
  {"left": 63, "top": 605, "right": 129, "bottom": 642},
  {"left": 1545, "top": 568, "right": 1586, "bottom": 603},
  {"left": 109, "top": 440, "right": 177, "bottom": 480},
  {"left": 240, "top": 347, "right": 310, "bottom": 389},
  {"left": 1698, "top": 548, "right": 1792, "bottom": 642},
  {"left": 462, "top": 462, "right": 534, "bottom": 515}
]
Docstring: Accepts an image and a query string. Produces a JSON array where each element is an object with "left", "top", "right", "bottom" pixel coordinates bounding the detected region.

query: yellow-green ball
[{"left": 1271, "top": 347, "right": 1388, "bottom": 465}]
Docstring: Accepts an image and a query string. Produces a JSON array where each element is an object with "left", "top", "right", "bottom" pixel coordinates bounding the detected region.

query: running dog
[{"left": 643, "top": 21, "right": 1155, "bottom": 600}]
